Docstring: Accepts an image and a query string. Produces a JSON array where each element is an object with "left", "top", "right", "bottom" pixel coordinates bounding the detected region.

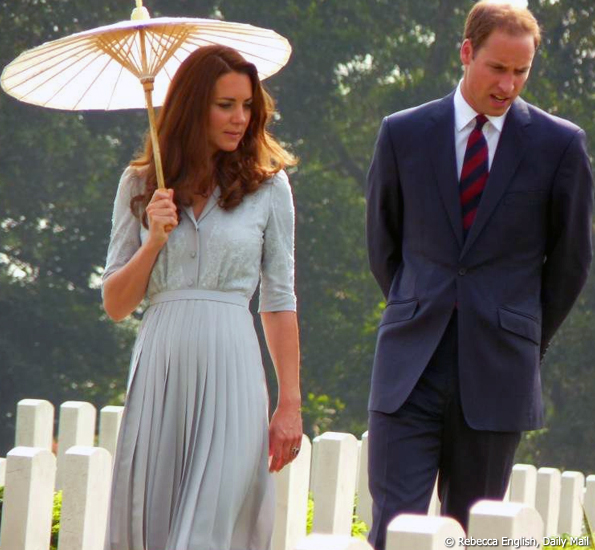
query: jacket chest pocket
[{"left": 503, "top": 191, "right": 548, "bottom": 206}]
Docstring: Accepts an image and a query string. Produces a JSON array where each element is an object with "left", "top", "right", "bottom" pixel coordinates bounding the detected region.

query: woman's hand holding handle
[{"left": 146, "top": 188, "right": 177, "bottom": 246}]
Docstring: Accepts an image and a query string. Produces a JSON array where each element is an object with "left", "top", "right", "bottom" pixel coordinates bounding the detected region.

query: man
[{"left": 365, "top": 2, "right": 593, "bottom": 549}]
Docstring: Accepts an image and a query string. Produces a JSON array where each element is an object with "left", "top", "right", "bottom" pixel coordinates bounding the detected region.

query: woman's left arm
[
  {"left": 261, "top": 310, "right": 302, "bottom": 473},
  {"left": 260, "top": 171, "right": 302, "bottom": 472}
]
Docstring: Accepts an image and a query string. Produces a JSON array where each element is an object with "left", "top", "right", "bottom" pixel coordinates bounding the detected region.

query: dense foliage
[{"left": 0, "top": 0, "right": 593, "bottom": 471}]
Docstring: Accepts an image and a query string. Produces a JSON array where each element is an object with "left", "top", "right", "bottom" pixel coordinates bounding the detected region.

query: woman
[{"left": 102, "top": 45, "right": 302, "bottom": 550}]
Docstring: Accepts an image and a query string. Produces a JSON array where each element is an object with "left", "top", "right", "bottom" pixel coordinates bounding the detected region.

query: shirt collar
[{"left": 454, "top": 80, "right": 508, "bottom": 133}]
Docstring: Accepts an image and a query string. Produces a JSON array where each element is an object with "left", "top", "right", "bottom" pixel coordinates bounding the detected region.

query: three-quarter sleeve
[
  {"left": 101, "top": 167, "right": 143, "bottom": 291},
  {"left": 258, "top": 170, "right": 297, "bottom": 312}
]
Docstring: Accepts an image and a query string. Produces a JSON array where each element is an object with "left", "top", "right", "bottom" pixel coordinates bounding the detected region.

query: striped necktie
[{"left": 460, "top": 114, "right": 489, "bottom": 238}]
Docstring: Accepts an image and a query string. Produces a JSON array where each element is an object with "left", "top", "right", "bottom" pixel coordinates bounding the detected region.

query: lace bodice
[{"left": 102, "top": 167, "right": 297, "bottom": 312}]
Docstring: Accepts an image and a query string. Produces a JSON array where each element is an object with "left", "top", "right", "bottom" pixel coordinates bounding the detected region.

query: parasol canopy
[
  {"left": 1, "top": 1, "right": 292, "bottom": 188},
  {"left": 1, "top": 7, "right": 291, "bottom": 110}
]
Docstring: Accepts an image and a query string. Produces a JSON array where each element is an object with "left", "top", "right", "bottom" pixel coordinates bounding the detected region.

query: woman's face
[{"left": 207, "top": 71, "right": 253, "bottom": 155}]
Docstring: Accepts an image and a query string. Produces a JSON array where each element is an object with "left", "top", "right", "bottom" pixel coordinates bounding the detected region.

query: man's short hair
[{"left": 464, "top": 1, "right": 541, "bottom": 52}]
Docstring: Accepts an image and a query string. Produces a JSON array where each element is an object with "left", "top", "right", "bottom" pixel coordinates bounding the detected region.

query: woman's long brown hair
[{"left": 130, "top": 44, "right": 295, "bottom": 225}]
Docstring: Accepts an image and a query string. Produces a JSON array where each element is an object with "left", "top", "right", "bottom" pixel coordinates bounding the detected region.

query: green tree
[
  {"left": 0, "top": 0, "right": 593, "bottom": 472},
  {"left": 0, "top": 0, "right": 144, "bottom": 452}
]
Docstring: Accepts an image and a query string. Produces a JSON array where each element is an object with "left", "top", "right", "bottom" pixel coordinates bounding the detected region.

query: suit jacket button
[{"left": 458, "top": 268, "right": 467, "bottom": 276}]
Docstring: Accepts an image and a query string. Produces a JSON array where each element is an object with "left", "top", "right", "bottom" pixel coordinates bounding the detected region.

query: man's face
[{"left": 460, "top": 29, "right": 535, "bottom": 116}]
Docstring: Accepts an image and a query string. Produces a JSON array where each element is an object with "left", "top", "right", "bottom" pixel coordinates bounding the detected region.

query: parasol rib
[
  {"left": 3, "top": 39, "right": 102, "bottom": 86},
  {"left": 185, "top": 36, "right": 287, "bottom": 68},
  {"left": 47, "top": 50, "right": 112, "bottom": 108},
  {"left": 106, "top": 62, "right": 127, "bottom": 110},
  {"left": 8, "top": 35, "right": 93, "bottom": 67},
  {"left": 71, "top": 54, "right": 118, "bottom": 110},
  {"left": 146, "top": 27, "right": 191, "bottom": 76},
  {"left": 96, "top": 34, "right": 142, "bottom": 77},
  {"left": 194, "top": 26, "right": 290, "bottom": 42},
  {"left": 190, "top": 32, "right": 289, "bottom": 50},
  {"left": 17, "top": 46, "right": 106, "bottom": 105}
]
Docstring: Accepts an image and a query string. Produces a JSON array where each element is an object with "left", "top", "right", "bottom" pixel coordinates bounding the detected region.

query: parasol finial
[{"left": 131, "top": 0, "right": 150, "bottom": 21}]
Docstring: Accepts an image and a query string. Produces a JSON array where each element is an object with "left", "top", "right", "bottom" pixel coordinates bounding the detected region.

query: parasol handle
[
  {"left": 142, "top": 79, "right": 174, "bottom": 232},
  {"left": 141, "top": 79, "right": 166, "bottom": 190},
  {"left": 139, "top": 28, "right": 172, "bottom": 232}
]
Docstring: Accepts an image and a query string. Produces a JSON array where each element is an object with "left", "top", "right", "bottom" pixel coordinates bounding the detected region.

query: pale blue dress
[{"left": 102, "top": 167, "right": 296, "bottom": 550}]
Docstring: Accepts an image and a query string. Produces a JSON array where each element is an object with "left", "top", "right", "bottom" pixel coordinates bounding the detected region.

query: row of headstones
[
  {"left": 295, "top": 500, "right": 548, "bottom": 550},
  {"left": 2, "top": 400, "right": 356, "bottom": 550},
  {"left": 11, "top": 399, "right": 122, "bottom": 489},
  {"left": 7, "top": 400, "right": 365, "bottom": 549},
  {"left": 0, "top": 438, "right": 555, "bottom": 550},
  {"left": 2, "top": 398, "right": 593, "bottom": 549},
  {"left": 0, "top": 442, "right": 552, "bottom": 550},
  {"left": 0, "top": 446, "right": 110, "bottom": 550},
  {"left": 506, "top": 463, "right": 595, "bottom": 537},
  {"left": 308, "top": 433, "right": 595, "bottom": 540}
]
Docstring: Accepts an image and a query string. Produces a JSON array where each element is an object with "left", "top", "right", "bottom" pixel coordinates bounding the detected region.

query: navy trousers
[{"left": 367, "top": 312, "right": 521, "bottom": 550}]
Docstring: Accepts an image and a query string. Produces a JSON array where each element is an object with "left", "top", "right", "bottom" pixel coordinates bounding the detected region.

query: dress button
[
  {"left": 458, "top": 268, "right": 467, "bottom": 276},
  {"left": 190, "top": 251, "right": 197, "bottom": 258},
  {"left": 187, "top": 279, "right": 193, "bottom": 287}
]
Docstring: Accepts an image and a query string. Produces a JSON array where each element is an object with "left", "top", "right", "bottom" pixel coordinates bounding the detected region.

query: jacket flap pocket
[
  {"left": 498, "top": 307, "right": 540, "bottom": 345},
  {"left": 381, "top": 299, "right": 419, "bottom": 326}
]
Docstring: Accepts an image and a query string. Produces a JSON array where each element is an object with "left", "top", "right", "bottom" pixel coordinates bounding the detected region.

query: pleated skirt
[{"left": 104, "top": 290, "right": 274, "bottom": 550}]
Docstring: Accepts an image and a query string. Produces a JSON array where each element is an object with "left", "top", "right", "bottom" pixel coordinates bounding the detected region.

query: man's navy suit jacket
[{"left": 366, "top": 92, "right": 593, "bottom": 432}]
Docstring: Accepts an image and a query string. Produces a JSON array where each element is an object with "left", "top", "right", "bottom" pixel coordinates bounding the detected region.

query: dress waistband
[{"left": 149, "top": 289, "right": 249, "bottom": 308}]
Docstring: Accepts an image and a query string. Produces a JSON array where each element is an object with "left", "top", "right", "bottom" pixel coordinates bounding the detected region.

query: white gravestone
[
  {"left": 535, "top": 467, "right": 561, "bottom": 536},
  {"left": 355, "top": 431, "right": 373, "bottom": 528},
  {"left": 558, "top": 470, "right": 584, "bottom": 536},
  {"left": 386, "top": 514, "right": 466, "bottom": 550},
  {"left": 0, "top": 447, "right": 56, "bottom": 550},
  {"left": 584, "top": 474, "right": 595, "bottom": 533},
  {"left": 311, "top": 432, "right": 359, "bottom": 535},
  {"left": 469, "top": 500, "right": 543, "bottom": 550},
  {"left": 98, "top": 405, "right": 124, "bottom": 461},
  {"left": 56, "top": 401, "right": 97, "bottom": 489},
  {"left": 509, "top": 463, "right": 537, "bottom": 507},
  {"left": 273, "top": 435, "right": 312, "bottom": 550},
  {"left": 294, "top": 534, "right": 373, "bottom": 550},
  {"left": 58, "top": 446, "right": 112, "bottom": 550},
  {"left": 15, "top": 398, "right": 54, "bottom": 449}
]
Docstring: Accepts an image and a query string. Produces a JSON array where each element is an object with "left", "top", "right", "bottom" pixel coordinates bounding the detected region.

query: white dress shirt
[{"left": 454, "top": 82, "right": 509, "bottom": 180}]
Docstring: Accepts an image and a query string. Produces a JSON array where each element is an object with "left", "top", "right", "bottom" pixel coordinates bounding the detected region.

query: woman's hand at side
[
  {"left": 103, "top": 189, "right": 177, "bottom": 322},
  {"left": 261, "top": 310, "right": 303, "bottom": 472},
  {"left": 268, "top": 401, "right": 303, "bottom": 472}
]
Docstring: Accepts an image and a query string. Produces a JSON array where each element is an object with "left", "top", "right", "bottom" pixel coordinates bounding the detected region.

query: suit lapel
[
  {"left": 427, "top": 92, "right": 464, "bottom": 249},
  {"left": 460, "top": 98, "right": 531, "bottom": 259}
]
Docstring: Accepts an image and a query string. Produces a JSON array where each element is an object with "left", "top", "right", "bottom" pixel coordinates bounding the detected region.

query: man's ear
[{"left": 460, "top": 38, "right": 473, "bottom": 66}]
